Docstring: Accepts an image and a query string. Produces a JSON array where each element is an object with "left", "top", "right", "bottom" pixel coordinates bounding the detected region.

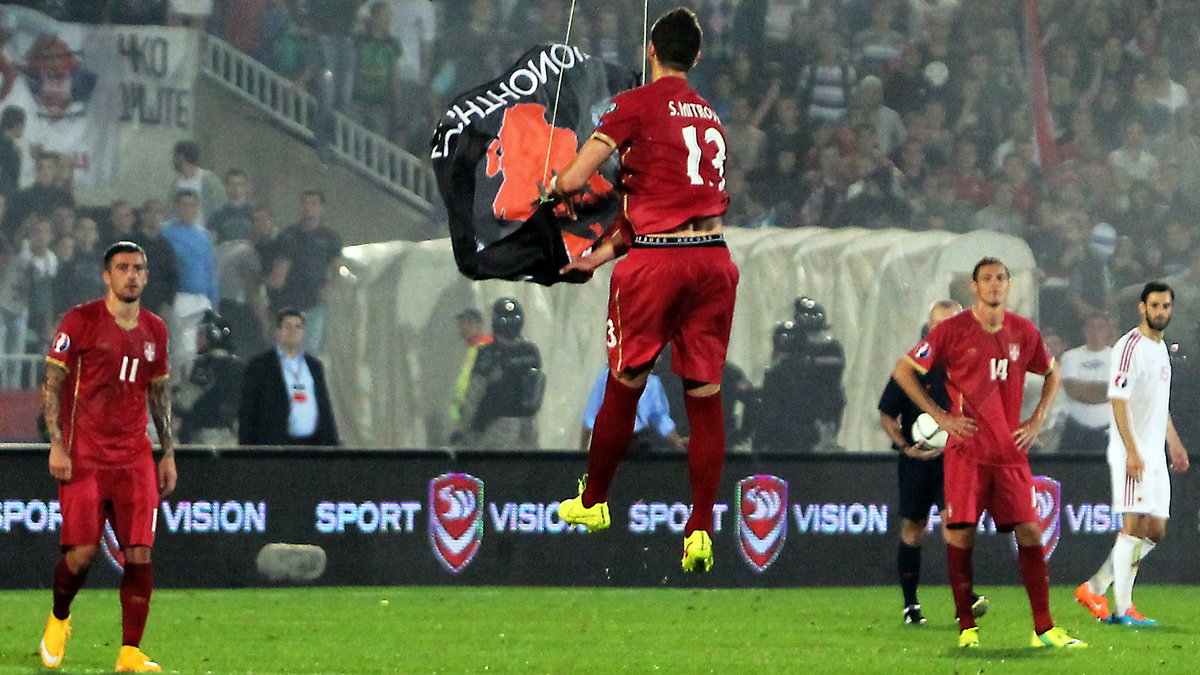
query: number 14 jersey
[
  {"left": 906, "top": 310, "right": 1053, "bottom": 466},
  {"left": 46, "top": 299, "right": 170, "bottom": 469},
  {"left": 592, "top": 75, "right": 729, "bottom": 234}
]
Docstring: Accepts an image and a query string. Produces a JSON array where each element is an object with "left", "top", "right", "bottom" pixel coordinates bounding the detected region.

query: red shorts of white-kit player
[
  {"left": 606, "top": 236, "right": 738, "bottom": 384},
  {"left": 59, "top": 458, "right": 159, "bottom": 548},
  {"left": 943, "top": 451, "right": 1037, "bottom": 531}
]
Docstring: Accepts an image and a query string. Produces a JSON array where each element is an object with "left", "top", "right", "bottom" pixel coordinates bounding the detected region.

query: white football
[{"left": 911, "top": 413, "right": 948, "bottom": 449}]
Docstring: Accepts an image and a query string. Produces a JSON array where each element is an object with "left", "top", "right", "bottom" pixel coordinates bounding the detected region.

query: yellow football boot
[
  {"left": 681, "top": 530, "right": 714, "bottom": 573},
  {"left": 114, "top": 645, "right": 162, "bottom": 672},
  {"left": 556, "top": 475, "right": 610, "bottom": 532},
  {"left": 39, "top": 613, "right": 70, "bottom": 669}
]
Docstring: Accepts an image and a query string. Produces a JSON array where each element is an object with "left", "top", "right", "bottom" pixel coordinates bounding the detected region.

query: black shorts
[{"left": 897, "top": 455, "right": 944, "bottom": 522}]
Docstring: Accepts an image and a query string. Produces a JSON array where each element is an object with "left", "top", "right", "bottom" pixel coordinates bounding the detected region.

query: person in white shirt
[
  {"left": 1075, "top": 281, "right": 1189, "bottom": 627},
  {"left": 1058, "top": 314, "right": 1115, "bottom": 453}
]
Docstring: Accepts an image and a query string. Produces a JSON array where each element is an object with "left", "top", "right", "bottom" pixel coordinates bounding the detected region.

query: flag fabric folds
[{"left": 431, "top": 44, "right": 637, "bottom": 285}]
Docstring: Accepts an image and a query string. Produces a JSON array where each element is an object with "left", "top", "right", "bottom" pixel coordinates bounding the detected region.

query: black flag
[{"left": 431, "top": 44, "right": 636, "bottom": 285}]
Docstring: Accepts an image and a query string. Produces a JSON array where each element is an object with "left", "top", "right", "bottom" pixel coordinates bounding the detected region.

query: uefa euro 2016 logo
[
  {"left": 428, "top": 474, "right": 484, "bottom": 573},
  {"left": 736, "top": 475, "right": 788, "bottom": 573}
]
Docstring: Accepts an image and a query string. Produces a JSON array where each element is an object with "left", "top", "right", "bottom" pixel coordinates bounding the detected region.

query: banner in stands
[
  {"left": 0, "top": 6, "right": 198, "bottom": 189},
  {"left": 430, "top": 44, "right": 636, "bottom": 285},
  {"left": 1, "top": 449, "right": 1197, "bottom": 589}
]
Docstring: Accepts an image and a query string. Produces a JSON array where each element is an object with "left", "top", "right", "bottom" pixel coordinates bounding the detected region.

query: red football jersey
[
  {"left": 46, "top": 300, "right": 170, "bottom": 469},
  {"left": 906, "top": 310, "right": 1053, "bottom": 466},
  {"left": 592, "top": 76, "right": 729, "bottom": 234}
]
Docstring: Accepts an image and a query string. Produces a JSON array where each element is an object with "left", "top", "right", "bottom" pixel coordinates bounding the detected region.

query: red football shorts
[
  {"left": 59, "top": 459, "right": 159, "bottom": 549},
  {"left": 606, "top": 241, "right": 739, "bottom": 384},
  {"left": 943, "top": 450, "right": 1037, "bottom": 531}
]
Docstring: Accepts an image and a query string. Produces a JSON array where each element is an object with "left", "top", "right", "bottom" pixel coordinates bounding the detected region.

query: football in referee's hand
[{"left": 912, "top": 413, "right": 948, "bottom": 449}]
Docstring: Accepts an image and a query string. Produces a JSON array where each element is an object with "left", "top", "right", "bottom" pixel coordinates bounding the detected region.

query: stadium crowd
[{"left": 5, "top": 0, "right": 1200, "bottom": 449}]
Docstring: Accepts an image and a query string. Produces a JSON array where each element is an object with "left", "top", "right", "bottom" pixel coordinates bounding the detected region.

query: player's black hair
[
  {"left": 1140, "top": 280, "right": 1174, "bottom": 303},
  {"left": 971, "top": 256, "right": 1009, "bottom": 281},
  {"left": 301, "top": 188, "right": 327, "bottom": 203},
  {"left": 650, "top": 7, "right": 702, "bottom": 72},
  {"left": 276, "top": 307, "right": 305, "bottom": 328},
  {"left": 103, "top": 241, "right": 146, "bottom": 269}
]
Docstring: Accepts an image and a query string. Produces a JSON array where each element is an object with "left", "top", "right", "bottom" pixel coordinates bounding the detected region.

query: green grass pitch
[{"left": 2, "top": 585, "right": 1197, "bottom": 674}]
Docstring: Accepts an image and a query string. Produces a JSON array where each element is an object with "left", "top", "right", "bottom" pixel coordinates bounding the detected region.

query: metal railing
[
  {"left": 0, "top": 354, "right": 44, "bottom": 390},
  {"left": 199, "top": 35, "right": 437, "bottom": 212}
]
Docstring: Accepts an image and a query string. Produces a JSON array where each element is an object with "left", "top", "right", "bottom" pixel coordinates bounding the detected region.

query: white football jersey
[{"left": 1107, "top": 327, "right": 1171, "bottom": 465}]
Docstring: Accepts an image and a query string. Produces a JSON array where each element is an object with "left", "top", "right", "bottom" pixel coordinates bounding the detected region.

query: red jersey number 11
[{"left": 119, "top": 356, "right": 140, "bottom": 383}]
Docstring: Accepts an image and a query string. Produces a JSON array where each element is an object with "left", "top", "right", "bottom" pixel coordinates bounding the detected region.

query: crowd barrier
[{"left": 1, "top": 448, "right": 1196, "bottom": 589}]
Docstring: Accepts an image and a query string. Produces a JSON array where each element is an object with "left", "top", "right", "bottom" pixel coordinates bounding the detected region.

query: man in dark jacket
[{"left": 238, "top": 308, "right": 339, "bottom": 446}]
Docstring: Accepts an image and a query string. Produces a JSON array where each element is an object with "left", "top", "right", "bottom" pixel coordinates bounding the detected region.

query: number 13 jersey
[
  {"left": 905, "top": 310, "right": 1053, "bottom": 466},
  {"left": 46, "top": 299, "right": 170, "bottom": 469},
  {"left": 592, "top": 76, "right": 729, "bottom": 234}
]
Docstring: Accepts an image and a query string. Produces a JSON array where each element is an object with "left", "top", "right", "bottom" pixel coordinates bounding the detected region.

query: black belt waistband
[{"left": 632, "top": 234, "right": 725, "bottom": 248}]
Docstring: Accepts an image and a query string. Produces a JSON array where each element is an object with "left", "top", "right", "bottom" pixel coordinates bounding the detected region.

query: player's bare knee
[
  {"left": 65, "top": 545, "right": 100, "bottom": 572},
  {"left": 943, "top": 525, "right": 974, "bottom": 548},
  {"left": 123, "top": 546, "right": 153, "bottom": 564},
  {"left": 683, "top": 379, "right": 719, "bottom": 397},
  {"left": 900, "top": 519, "right": 927, "bottom": 546}
]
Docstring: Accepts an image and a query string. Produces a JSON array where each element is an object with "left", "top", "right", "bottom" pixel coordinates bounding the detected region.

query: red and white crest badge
[
  {"left": 429, "top": 473, "right": 484, "bottom": 573},
  {"left": 1032, "top": 475, "right": 1061, "bottom": 561},
  {"left": 736, "top": 475, "right": 788, "bottom": 572},
  {"left": 144, "top": 341, "right": 156, "bottom": 361},
  {"left": 1009, "top": 343, "right": 1020, "bottom": 361}
]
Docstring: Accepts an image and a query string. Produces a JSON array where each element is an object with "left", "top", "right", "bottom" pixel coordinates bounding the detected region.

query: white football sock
[
  {"left": 1086, "top": 549, "right": 1114, "bottom": 596},
  {"left": 1113, "top": 533, "right": 1154, "bottom": 615}
]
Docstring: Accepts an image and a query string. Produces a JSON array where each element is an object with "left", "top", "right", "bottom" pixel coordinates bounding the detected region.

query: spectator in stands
[
  {"left": 239, "top": 307, "right": 339, "bottom": 446},
  {"left": 449, "top": 307, "right": 491, "bottom": 429},
  {"left": 972, "top": 182, "right": 1025, "bottom": 238},
  {"left": 4, "top": 154, "right": 72, "bottom": 245},
  {"left": 168, "top": 140, "right": 226, "bottom": 227},
  {"left": 854, "top": 74, "right": 906, "bottom": 156},
  {"left": 209, "top": 169, "right": 255, "bottom": 244},
  {"left": 52, "top": 217, "right": 105, "bottom": 317},
  {"left": 216, "top": 0, "right": 268, "bottom": 56},
  {"left": 853, "top": 0, "right": 907, "bottom": 78},
  {"left": 0, "top": 106, "right": 25, "bottom": 200},
  {"left": 161, "top": 190, "right": 219, "bottom": 377},
  {"left": 20, "top": 216, "right": 58, "bottom": 353},
  {"left": 383, "top": 0, "right": 434, "bottom": 84},
  {"left": 883, "top": 45, "right": 930, "bottom": 117},
  {"left": 944, "top": 136, "right": 992, "bottom": 209},
  {"left": 799, "top": 32, "right": 857, "bottom": 125},
  {"left": 121, "top": 199, "right": 180, "bottom": 320},
  {"left": 1109, "top": 118, "right": 1159, "bottom": 183},
  {"left": 581, "top": 365, "right": 685, "bottom": 454},
  {"left": 831, "top": 165, "right": 910, "bottom": 229},
  {"left": 268, "top": 190, "right": 342, "bottom": 354},
  {"left": 215, "top": 213, "right": 269, "bottom": 357},
  {"left": 1059, "top": 313, "right": 1115, "bottom": 454},
  {"left": 310, "top": 0, "right": 363, "bottom": 111},
  {"left": 274, "top": 0, "right": 323, "bottom": 95},
  {"left": 0, "top": 227, "right": 30, "bottom": 374},
  {"left": 350, "top": 1, "right": 402, "bottom": 137},
  {"left": 250, "top": 204, "right": 281, "bottom": 267},
  {"left": 723, "top": 95, "right": 766, "bottom": 175},
  {"left": 454, "top": 297, "right": 543, "bottom": 450},
  {"left": 167, "top": 0, "right": 212, "bottom": 29},
  {"left": 1064, "top": 222, "right": 1118, "bottom": 343},
  {"left": 1150, "top": 107, "right": 1200, "bottom": 200}
]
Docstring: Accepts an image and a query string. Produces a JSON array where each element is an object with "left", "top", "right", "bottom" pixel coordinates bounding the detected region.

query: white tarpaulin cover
[{"left": 325, "top": 228, "right": 1037, "bottom": 451}]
